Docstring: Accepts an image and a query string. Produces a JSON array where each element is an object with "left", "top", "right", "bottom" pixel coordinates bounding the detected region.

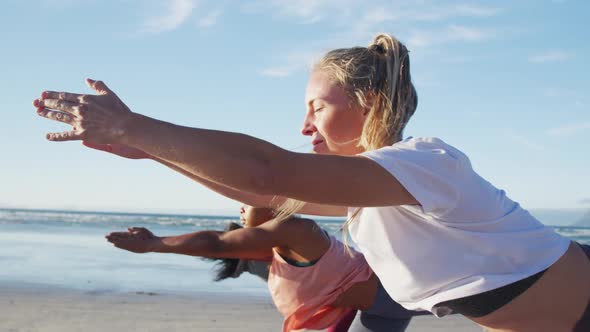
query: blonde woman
[{"left": 35, "top": 33, "right": 590, "bottom": 332}]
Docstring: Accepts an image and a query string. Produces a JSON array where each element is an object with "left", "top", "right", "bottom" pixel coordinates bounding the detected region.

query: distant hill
[
  {"left": 529, "top": 208, "right": 588, "bottom": 227},
  {"left": 574, "top": 209, "right": 590, "bottom": 227}
]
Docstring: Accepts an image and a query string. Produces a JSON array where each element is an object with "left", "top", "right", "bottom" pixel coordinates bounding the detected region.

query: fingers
[
  {"left": 36, "top": 108, "right": 76, "bottom": 125},
  {"left": 46, "top": 130, "right": 84, "bottom": 142},
  {"left": 35, "top": 103, "right": 85, "bottom": 142},
  {"left": 106, "top": 229, "right": 146, "bottom": 239},
  {"left": 34, "top": 98, "right": 86, "bottom": 116},
  {"left": 105, "top": 231, "right": 131, "bottom": 242},
  {"left": 86, "top": 78, "right": 112, "bottom": 95},
  {"left": 41, "top": 91, "right": 90, "bottom": 104},
  {"left": 106, "top": 231, "right": 129, "bottom": 237}
]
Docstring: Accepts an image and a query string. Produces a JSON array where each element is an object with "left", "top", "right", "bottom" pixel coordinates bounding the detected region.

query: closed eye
[{"left": 314, "top": 107, "right": 324, "bottom": 113}]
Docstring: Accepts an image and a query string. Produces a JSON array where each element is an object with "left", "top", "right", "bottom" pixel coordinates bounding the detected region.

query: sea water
[
  {"left": 0, "top": 208, "right": 588, "bottom": 297},
  {"left": 0, "top": 209, "right": 342, "bottom": 297}
]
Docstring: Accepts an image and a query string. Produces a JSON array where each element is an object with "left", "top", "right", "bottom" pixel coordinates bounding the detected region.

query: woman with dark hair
[
  {"left": 106, "top": 205, "right": 427, "bottom": 332},
  {"left": 204, "top": 221, "right": 360, "bottom": 332}
]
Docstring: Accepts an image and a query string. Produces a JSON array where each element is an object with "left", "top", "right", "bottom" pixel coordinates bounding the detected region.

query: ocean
[{"left": 1, "top": 208, "right": 588, "bottom": 297}]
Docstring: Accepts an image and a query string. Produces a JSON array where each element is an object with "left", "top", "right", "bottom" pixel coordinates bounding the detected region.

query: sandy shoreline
[{"left": 0, "top": 284, "right": 482, "bottom": 331}]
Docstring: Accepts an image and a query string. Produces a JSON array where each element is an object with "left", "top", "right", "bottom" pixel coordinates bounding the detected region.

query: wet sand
[{"left": 0, "top": 285, "right": 482, "bottom": 331}]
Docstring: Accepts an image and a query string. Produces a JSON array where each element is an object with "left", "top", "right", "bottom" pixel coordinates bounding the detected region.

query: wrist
[
  {"left": 149, "top": 236, "right": 166, "bottom": 253},
  {"left": 115, "top": 111, "right": 143, "bottom": 145}
]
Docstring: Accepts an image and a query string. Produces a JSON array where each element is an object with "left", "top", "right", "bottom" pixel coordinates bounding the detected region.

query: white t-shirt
[{"left": 347, "top": 137, "right": 570, "bottom": 316}]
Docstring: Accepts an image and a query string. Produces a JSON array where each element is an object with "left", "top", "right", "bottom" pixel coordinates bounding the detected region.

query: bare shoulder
[
  {"left": 268, "top": 216, "right": 319, "bottom": 232},
  {"left": 275, "top": 216, "right": 328, "bottom": 245},
  {"left": 263, "top": 216, "right": 331, "bottom": 261}
]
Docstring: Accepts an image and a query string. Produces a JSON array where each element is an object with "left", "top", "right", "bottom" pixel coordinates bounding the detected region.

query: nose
[{"left": 301, "top": 112, "right": 316, "bottom": 136}]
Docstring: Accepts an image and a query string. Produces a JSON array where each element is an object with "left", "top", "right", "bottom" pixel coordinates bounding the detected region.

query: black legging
[{"left": 348, "top": 279, "right": 430, "bottom": 332}]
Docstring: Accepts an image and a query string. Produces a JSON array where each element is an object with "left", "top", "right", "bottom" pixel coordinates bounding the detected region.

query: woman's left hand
[{"left": 34, "top": 78, "right": 134, "bottom": 144}]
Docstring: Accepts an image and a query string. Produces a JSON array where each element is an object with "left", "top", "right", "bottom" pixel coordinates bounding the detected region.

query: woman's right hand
[
  {"left": 34, "top": 78, "right": 134, "bottom": 144},
  {"left": 83, "top": 141, "right": 151, "bottom": 160},
  {"left": 105, "top": 227, "right": 160, "bottom": 253}
]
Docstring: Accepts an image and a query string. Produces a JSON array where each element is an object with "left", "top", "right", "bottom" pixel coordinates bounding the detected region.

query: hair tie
[{"left": 370, "top": 43, "right": 386, "bottom": 55}]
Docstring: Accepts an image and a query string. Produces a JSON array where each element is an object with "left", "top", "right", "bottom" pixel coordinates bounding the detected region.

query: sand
[{"left": 0, "top": 285, "right": 483, "bottom": 332}]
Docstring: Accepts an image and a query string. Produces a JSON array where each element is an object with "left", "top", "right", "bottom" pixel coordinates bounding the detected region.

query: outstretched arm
[
  {"left": 119, "top": 115, "right": 415, "bottom": 208},
  {"left": 106, "top": 226, "right": 276, "bottom": 261},
  {"left": 107, "top": 217, "right": 329, "bottom": 263},
  {"left": 152, "top": 156, "right": 347, "bottom": 216},
  {"left": 83, "top": 142, "right": 346, "bottom": 216},
  {"left": 35, "top": 79, "right": 417, "bottom": 208}
]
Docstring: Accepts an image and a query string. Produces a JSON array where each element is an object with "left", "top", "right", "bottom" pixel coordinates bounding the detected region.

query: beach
[
  {"left": 2, "top": 208, "right": 586, "bottom": 332},
  {"left": 0, "top": 285, "right": 482, "bottom": 332}
]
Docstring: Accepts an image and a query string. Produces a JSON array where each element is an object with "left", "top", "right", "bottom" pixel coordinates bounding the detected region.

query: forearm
[
  {"left": 149, "top": 157, "right": 345, "bottom": 216},
  {"left": 150, "top": 156, "right": 282, "bottom": 208},
  {"left": 119, "top": 113, "right": 285, "bottom": 196},
  {"left": 114, "top": 113, "right": 408, "bottom": 210},
  {"left": 152, "top": 231, "right": 222, "bottom": 257}
]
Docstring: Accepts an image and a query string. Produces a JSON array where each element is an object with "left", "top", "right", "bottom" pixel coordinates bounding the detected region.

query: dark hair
[{"left": 203, "top": 222, "right": 243, "bottom": 281}]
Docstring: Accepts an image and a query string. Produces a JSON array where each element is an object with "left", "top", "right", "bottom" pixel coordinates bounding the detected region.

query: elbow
[
  {"left": 205, "top": 233, "right": 225, "bottom": 254},
  {"left": 176, "top": 232, "right": 224, "bottom": 257},
  {"left": 195, "top": 232, "right": 225, "bottom": 257}
]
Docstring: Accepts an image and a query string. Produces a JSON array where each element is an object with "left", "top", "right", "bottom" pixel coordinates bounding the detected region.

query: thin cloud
[
  {"left": 264, "top": 0, "right": 358, "bottom": 24},
  {"left": 198, "top": 9, "right": 222, "bottom": 28},
  {"left": 408, "top": 25, "right": 493, "bottom": 48},
  {"left": 447, "top": 25, "right": 489, "bottom": 41},
  {"left": 547, "top": 122, "right": 590, "bottom": 137},
  {"left": 349, "top": 3, "right": 500, "bottom": 39},
  {"left": 241, "top": 0, "right": 338, "bottom": 24},
  {"left": 398, "top": 4, "right": 501, "bottom": 21},
  {"left": 246, "top": 1, "right": 500, "bottom": 26},
  {"left": 454, "top": 4, "right": 501, "bottom": 17},
  {"left": 260, "top": 66, "right": 296, "bottom": 78},
  {"left": 580, "top": 198, "right": 590, "bottom": 205},
  {"left": 529, "top": 51, "right": 571, "bottom": 63},
  {"left": 505, "top": 132, "right": 545, "bottom": 151},
  {"left": 260, "top": 50, "right": 322, "bottom": 78},
  {"left": 253, "top": 1, "right": 501, "bottom": 76},
  {"left": 261, "top": 25, "right": 494, "bottom": 77},
  {"left": 357, "top": 3, "right": 500, "bottom": 24},
  {"left": 544, "top": 87, "right": 576, "bottom": 98},
  {"left": 143, "top": 0, "right": 198, "bottom": 33},
  {"left": 41, "top": 0, "right": 94, "bottom": 7}
]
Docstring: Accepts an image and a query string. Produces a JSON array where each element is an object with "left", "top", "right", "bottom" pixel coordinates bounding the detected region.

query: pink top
[{"left": 268, "top": 235, "right": 373, "bottom": 332}]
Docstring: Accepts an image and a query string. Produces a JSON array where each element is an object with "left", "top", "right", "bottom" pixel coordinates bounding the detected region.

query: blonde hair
[
  {"left": 278, "top": 33, "right": 418, "bottom": 251},
  {"left": 316, "top": 33, "right": 417, "bottom": 150}
]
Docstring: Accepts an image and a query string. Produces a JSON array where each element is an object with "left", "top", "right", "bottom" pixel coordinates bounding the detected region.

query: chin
[
  {"left": 312, "top": 142, "right": 352, "bottom": 155},
  {"left": 312, "top": 145, "right": 326, "bottom": 154},
  {"left": 312, "top": 146, "right": 334, "bottom": 155}
]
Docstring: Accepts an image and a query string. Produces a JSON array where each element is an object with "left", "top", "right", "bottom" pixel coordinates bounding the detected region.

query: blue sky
[{"left": 1, "top": 0, "right": 588, "bottom": 215}]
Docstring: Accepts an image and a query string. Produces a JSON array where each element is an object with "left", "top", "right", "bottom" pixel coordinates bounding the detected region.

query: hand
[
  {"left": 106, "top": 227, "right": 159, "bottom": 253},
  {"left": 83, "top": 141, "right": 151, "bottom": 160},
  {"left": 34, "top": 78, "right": 134, "bottom": 144}
]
